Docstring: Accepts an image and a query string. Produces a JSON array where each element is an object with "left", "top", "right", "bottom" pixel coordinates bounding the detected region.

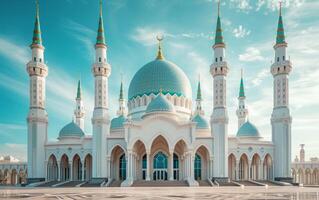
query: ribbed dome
[
  {"left": 128, "top": 59, "right": 192, "bottom": 100},
  {"left": 110, "top": 115, "right": 126, "bottom": 130},
  {"left": 237, "top": 121, "right": 260, "bottom": 137},
  {"left": 145, "top": 94, "right": 175, "bottom": 114},
  {"left": 59, "top": 122, "right": 84, "bottom": 138},
  {"left": 192, "top": 114, "right": 210, "bottom": 129}
]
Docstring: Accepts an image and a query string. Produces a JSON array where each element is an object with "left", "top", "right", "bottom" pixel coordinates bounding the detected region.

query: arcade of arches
[
  {"left": 47, "top": 154, "right": 92, "bottom": 181},
  {"left": 0, "top": 168, "right": 27, "bottom": 185}
]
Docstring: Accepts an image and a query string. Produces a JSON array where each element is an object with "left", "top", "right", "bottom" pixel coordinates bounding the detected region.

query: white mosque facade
[{"left": 20, "top": 1, "right": 294, "bottom": 187}]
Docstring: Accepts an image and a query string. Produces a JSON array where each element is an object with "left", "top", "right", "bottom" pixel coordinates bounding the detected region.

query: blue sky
[{"left": 0, "top": 0, "right": 318, "bottom": 161}]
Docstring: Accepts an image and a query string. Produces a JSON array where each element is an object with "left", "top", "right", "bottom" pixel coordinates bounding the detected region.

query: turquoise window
[
  {"left": 119, "top": 154, "right": 126, "bottom": 180},
  {"left": 194, "top": 154, "right": 201, "bottom": 180}
]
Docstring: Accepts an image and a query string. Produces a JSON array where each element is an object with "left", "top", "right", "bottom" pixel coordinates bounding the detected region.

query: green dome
[
  {"left": 192, "top": 114, "right": 210, "bottom": 129},
  {"left": 128, "top": 59, "right": 192, "bottom": 100},
  {"left": 110, "top": 115, "right": 126, "bottom": 130},
  {"left": 237, "top": 121, "right": 260, "bottom": 137},
  {"left": 145, "top": 94, "right": 175, "bottom": 114},
  {"left": 59, "top": 122, "right": 84, "bottom": 138}
]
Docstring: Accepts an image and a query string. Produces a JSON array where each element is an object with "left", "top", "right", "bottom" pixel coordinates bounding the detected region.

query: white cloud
[
  {"left": 0, "top": 144, "right": 27, "bottom": 162},
  {"left": 239, "top": 47, "right": 265, "bottom": 61},
  {"left": 0, "top": 37, "right": 29, "bottom": 66},
  {"left": 230, "top": 0, "right": 253, "bottom": 12},
  {"left": 249, "top": 68, "right": 269, "bottom": 87},
  {"left": 232, "top": 25, "right": 251, "bottom": 38}
]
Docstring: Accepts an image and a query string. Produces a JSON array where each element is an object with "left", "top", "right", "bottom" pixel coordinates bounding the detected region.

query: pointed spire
[
  {"left": 196, "top": 75, "right": 202, "bottom": 101},
  {"left": 156, "top": 35, "right": 164, "bottom": 60},
  {"left": 119, "top": 75, "right": 124, "bottom": 100},
  {"left": 239, "top": 69, "right": 245, "bottom": 98},
  {"left": 276, "top": 1, "right": 286, "bottom": 44},
  {"left": 96, "top": 0, "right": 106, "bottom": 46},
  {"left": 214, "top": 0, "right": 224, "bottom": 45},
  {"left": 31, "top": 0, "right": 42, "bottom": 46},
  {"left": 76, "top": 80, "right": 82, "bottom": 99}
]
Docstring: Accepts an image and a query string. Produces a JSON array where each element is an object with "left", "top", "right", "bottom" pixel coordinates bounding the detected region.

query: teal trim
[
  {"left": 239, "top": 78, "right": 245, "bottom": 98},
  {"left": 237, "top": 121, "right": 260, "bottom": 137},
  {"left": 192, "top": 114, "right": 209, "bottom": 129},
  {"left": 128, "top": 59, "right": 192, "bottom": 100},
  {"left": 145, "top": 94, "right": 175, "bottom": 114},
  {"left": 59, "top": 122, "right": 84, "bottom": 138}
]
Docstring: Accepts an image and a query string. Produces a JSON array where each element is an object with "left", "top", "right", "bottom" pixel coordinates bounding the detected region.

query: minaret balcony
[
  {"left": 271, "top": 60, "right": 292, "bottom": 76},
  {"left": 26, "top": 61, "right": 48, "bottom": 77},
  {"left": 210, "top": 61, "right": 229, "bottom": 77},
  {"left": 92, "top": 62, "right": 111, "bottom": 77}
]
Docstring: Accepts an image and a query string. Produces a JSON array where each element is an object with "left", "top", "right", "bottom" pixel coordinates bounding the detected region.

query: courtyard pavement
[{"left": 0, "top": 186, "right": 318, "bottom": 199}]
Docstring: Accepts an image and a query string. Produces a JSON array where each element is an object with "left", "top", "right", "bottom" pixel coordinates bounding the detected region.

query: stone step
[
  {"left": 109, "top": 180, "right": 123, "bottom": 187},
  {"left": 57, "top": 181, "right": 84, "bottom": 187},
  {"left": 236, "top": 180, "right": 262, "bottom": 186},
  {"left": 132, "top": 180, "right": 188, "bottom": 187},
  {"left": 197, "top": 180, "right": 211, "bottom": 186},
  {"left": 36, "top": 180, "right": 60, "bottom": 187}
]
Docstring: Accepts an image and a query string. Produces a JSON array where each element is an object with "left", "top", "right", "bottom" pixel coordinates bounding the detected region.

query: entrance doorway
[{"left": 153, "top": 152, "right": 168, "bottom": 181}]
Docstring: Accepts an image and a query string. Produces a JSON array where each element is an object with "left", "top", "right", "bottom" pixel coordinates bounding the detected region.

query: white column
[
  {"left": 169, "top": 150, "right": 174, "bottom": 181},
  {"left": 69, "top": 161, "right": 73, "bottom": 181},
  {"left": 210, "top": 158, "right": 213, "bottom": 179},
  {"left": 106, "top": 156, "right": 111, "bottom": 179},
  {"left": 236, "top": 160, "right": 239, "bottom": 180},
  {"left": 57, "top": 161, "right": 60, "bottom": 181},
  {"left": 81, "top": 160, "right": 85, "bottom": 181},
  {"left": 146, "top": 151, "right": 150, "bottom": 181},
  {"left": 248, "top": 160, "right": 252, "bottom": 180},
  {"left": 190, "top": 152, "right": 194, "bottom": 180}
]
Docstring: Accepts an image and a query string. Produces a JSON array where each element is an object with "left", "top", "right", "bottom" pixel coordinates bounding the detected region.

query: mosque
[{"left": 21, "top": 0, "right": 294, "bottom": 187}]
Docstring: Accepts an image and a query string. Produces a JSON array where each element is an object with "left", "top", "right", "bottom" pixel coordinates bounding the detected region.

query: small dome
[
  {"left": 192, "top": 114, "right": 210, "bottom": 129},
  {"left": 59, "top": 122, "right": 84, "bottom": 138},
  {"left": 145, "top": 94, "right": 175, "bottom": 114},
  {"left": 237, "top": 121, "right": 260, "bottom": 137},
  {"left": 128, "top": 59, "right": 192, "bottom": 100},
  {"left": 110, "top": 115, "right": 127, "bottom": 130}
]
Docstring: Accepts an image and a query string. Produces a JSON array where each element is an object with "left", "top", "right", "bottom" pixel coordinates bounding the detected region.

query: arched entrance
[
  {"left": 173, "top": 140, "right": 188, "bottom": 180},
  {"left": 251, "top": 154, "right": 261, "bottom": 180},
  {"left": 239, "top": 154, "right": 249, "bottom": 180},
  {"left": 153, "top": 152, "right": 168, "bottom": 180},
  {"left": 47, "top": 154, "right": 58, "bottom": 181},
  {"left": 60, "top": 154, "right": 70, "bottom": 181},
  {"left": 110, "top": 145, "right": 126, "bottom": 181},
  {"left": 132, "top": 140, "right": 146, "bottom": 180},
  {"left": 194, "top": 145, "right": 210, "bottom": 181},
  {"left": 297, "top": 168, "right": 304, "bottom": 184},
  {"left": 228, "top": 154, "right": 236, "bottom": 180},
  {"left": 72, "top": 154, "right": 82, "bottom": 181},
  {"left": 11, "top": 169, "right": 17, "bottom": 185},
  {"left": 150, "top": 135, "right": 170, "bottom": 181},
  {"left": 263, "top": 154, "right": 273, "bottom": 180},
  {"left": 305, "top": 168, "right": 311, "bottom": 185},
  {"left": 84, "top": 154, "right": 92, "bottom": 181}
]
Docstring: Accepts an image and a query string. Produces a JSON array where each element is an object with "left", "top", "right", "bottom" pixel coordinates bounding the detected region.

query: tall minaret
[
  {"left": 236, "top": 70, "right": 248, "bottom": 129},
  {"left": 210, "top": 1, "right": 229, "bottom": 181},
  {"left": 271, "top": 3, "right": 292, "bottom": 181},
  {"left": 92, "top": 0, "right": 111, "bottom": 179},
  {"left": 117, "top": 78, "right": 126, "bottom": 116},
  {"left": 74, "top": 80, "right": 85, "bottom": 130},
  {"left": 300, "top": 144, "right": 305, "bottom": 163},
  {"left": 26, "top": 0, "right": 48, "bottom": 182},
  {"left": 194, "top": 77, "right": 204, "bottom": 116}
]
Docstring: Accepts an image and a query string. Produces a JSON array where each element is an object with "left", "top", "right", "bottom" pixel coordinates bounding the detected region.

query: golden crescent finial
[{"left": 156, "top": 34, "right": 164, "bottom": 60}]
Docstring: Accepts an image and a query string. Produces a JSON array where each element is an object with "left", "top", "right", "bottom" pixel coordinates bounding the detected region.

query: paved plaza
[{"left": 0, "top": 186, "right": 318, "bottom": 200}]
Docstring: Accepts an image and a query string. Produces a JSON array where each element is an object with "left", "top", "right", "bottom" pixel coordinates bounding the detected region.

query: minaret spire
[
  {"left": 276, "top": 1, "right": 285, "bottom": 45},
  {"left": 74, "top": 80, "right": 85, "bottom": 130},
  {"left": 195, "top": 75, "right": 204, "bottom": 116},
  {"left": 156, "top": 35, "right": 164, "bottom": 60},
  {"left": 96, "top": 0, "right": 106, "bottom": 46},
  {"left": 214, "top": 0, "right": 224, "bottom": 46},
  {"left": 32, "top": 0, "right": 42, "bottom": 46},
  {"left": 236, "top": 69, "right": 248, "bottom": 128},
  {"left": 117, "top": 76, "right": 126, "bottom": 116}
]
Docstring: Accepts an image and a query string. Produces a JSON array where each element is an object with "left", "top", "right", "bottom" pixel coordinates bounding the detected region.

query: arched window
[
  {"left": 99, "top": 57, "right": 101, "bottom": 62},
  {"left": 153, "top": 152, "right": 168, "bottom": 180},
  {"left": 119, "top": 154, "right": 126, "bottom": 180},
  {"left": 215, "top": 57, "right": 218, "bottom": 62},
  {"left": 142, "top": 154, "right": 146, "bottom": 180},
  {"left": 194, "top": 154, "right": 201, "bottom": 180}
]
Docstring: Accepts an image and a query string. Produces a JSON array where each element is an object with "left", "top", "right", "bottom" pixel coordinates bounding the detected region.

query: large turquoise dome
[
  {"left": 192, "top": 114, "right": 210, "bottom": 129},
  {"left": 237, "top": 121, "right": 260, "bottom": 137},
  {"left": 128, "top": 59, "right": 192, "bottom": 100}
]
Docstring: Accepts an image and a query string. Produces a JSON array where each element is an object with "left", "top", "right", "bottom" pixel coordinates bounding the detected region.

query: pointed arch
[
  {"left": 132, "top": 139, "right": 146, "bottom": 180},
  {"left": 239, "top": 153, "right": 249, "bottom": 180},
  {"left": 251, "top": 153, "right": 261, "bottom": 180},
  {"left": 84, "top": 154, "right": 92, "bottom": 181},
  {"left": 72, "top": 154, "right": 82, "bottom": 181},
  {"left": 263, "top": 153, "right": 273, "bottom": 180},
  {"left": 150, "top": 135, "right": 170, "bottom": 155},
  {"left": 60, "top": 154, "right": 70, "bottom": 181},
  {"left": 228, "top": 153, "right": 236, "bottom": 180},
  {"left": 110, "top": 145, "right": 126, "bottom": 181},
  {"left": 194, "top": 145, "right": 210, "bottom": 180},
  {"left": 47, "top": 154, "right": 58, "bottom": 181}
]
